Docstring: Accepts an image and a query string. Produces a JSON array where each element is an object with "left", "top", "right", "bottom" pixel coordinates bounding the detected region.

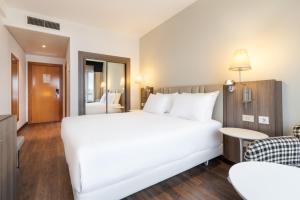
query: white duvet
[
  {"left": 85, "top": 102, "right": 123, "bottom": 115},
  {"left": 61, "top": 111, "right": 222, "bottom": 194}
]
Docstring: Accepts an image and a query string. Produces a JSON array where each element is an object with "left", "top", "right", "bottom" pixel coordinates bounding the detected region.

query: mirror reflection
[{"left": 84, "top": 60, "right": 125, "bottom": 115}]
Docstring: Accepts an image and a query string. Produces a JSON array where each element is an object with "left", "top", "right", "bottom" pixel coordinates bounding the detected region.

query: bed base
[{"left": 73, "top": 145, "right": 223, "bottom": 200}]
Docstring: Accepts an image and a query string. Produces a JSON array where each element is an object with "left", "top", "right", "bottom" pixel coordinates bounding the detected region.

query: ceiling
[
  {"left": 7, "top": 26, "right": 69, "bottom": 57},
  {"left": 5, "top": 0, "right": 198, "bottom": 37}
]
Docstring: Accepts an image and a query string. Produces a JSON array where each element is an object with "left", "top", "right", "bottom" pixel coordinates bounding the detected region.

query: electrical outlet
[
  {"left": 242, "top": 115, "right": 255, "bottom": 123},
  {"left": 259, "top": 116, "right": 270, "bottom": 125}
]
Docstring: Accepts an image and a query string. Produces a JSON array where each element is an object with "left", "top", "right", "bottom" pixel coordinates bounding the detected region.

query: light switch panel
[
  {"left": 259, "top": 116, "right": 270, "bottom": 125},
  {"left": 242, "top": 115, "right": 255, "bottom": 123}
]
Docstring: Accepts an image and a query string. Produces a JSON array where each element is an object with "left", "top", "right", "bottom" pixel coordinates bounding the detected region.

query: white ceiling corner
[
  {"left": 6, "top": 26, "right": 69, "bottom": 57},
  {"left": 0, "top": 0, "right": 7, "bottom": 17},
  {"left": 4, "top": 0, "right": 198, "bottom": 38}
]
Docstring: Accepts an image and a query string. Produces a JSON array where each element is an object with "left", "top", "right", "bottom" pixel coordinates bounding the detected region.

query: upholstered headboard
[{"left": 154, "top": 84, "right": 223, "bottom": 122}]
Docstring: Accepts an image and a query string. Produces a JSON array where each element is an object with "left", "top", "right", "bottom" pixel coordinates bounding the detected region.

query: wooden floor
[{"left": 17, "top": 123, "right": 241, "bottom": 200}]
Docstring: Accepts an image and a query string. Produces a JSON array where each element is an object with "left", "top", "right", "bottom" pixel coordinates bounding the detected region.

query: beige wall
[{"left": 140, "top": 0, "right": 300, "bottom": 134}]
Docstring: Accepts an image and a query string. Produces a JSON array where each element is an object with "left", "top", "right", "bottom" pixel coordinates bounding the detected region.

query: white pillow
[
  {"left": 99, "top": 94, "right": 106, "bottom": 104},
  {"left": 143, "top": 94, "right": 171, "bottom": 114},
  {"left": 157, "top": 93, "right": 178, "bottom": 113},
  {"left": 170, "top": 91, "right": 219, "bottom": 122},
  {"left": 99, "top": 93, "right": 116, "bottom": 104},
  {"left": 114, "top": 93, "right": 122, "bottom": 104}
]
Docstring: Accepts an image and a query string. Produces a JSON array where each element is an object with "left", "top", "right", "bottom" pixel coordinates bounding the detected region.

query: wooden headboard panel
[{"left": 153, "top": 84, "right": 223, "bottom": 122}]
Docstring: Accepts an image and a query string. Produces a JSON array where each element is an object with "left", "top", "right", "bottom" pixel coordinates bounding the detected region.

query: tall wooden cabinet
[
  {"left": 0, "top": 115, "right": 17, "bottom": 200},
  {"left": 223, "top": 80, "right": 283, "bottom": 163}
]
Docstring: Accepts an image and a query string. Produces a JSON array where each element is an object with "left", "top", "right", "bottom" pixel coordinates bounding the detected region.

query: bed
[
  {"left": 62, "top": 84, "right": 223, "bottom": 200},
  {"left": 85, "top": 102, "right": 123, "bottom": 114}
]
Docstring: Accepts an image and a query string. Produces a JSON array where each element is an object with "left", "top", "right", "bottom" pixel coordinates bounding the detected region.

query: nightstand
[{"left": 219, "top": 128, "right": 268, "bottom": 162}]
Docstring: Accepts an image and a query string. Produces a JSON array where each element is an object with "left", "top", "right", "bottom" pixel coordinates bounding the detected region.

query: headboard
[{"left": 153, "top": 84, "right": 223, "bottom": 122}]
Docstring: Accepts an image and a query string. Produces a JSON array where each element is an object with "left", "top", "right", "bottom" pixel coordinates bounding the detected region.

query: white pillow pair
[
  {"left": 99, "top": 92, "right": 121, "bottom": 104},
  {"left": 143, "top": 93, "right": 176, "bottom": 114},
  {"left": 143, "top": 91, "right": 219, "bottom": 122},
  {"left": 169, "top": 91, "right": 219, "bottom": 122}
]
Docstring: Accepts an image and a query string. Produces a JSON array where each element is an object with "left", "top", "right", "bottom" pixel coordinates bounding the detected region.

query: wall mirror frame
[
  {"left": 11, "top": 53, "right": 19, "bottom": 121},
  {"left": 78, "top": 51, "right": 131, "bottom": 115}
]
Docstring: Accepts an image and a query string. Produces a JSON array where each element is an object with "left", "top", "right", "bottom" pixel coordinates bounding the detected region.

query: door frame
[
  {"left": 28, "top": 62, "right": 63, "bottom": 124},
  {"left": 78, "top": 51, "right": 131, "bottom": 115},
  {"left": 11, "top": 53, "right": 19, "bottom": 121}
]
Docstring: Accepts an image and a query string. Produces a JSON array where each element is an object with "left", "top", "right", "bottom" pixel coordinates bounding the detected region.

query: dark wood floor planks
[{"left": 17, "top": 123, "right": 240, "bottom": 200}]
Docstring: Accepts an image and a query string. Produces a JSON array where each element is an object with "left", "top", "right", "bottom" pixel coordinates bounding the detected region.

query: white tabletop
[
  {"left": 229, "top": 161, "right": 300, "bottom": 200},
  {"left": 219, "top": 127, "right": 268, "bottom": 140}
]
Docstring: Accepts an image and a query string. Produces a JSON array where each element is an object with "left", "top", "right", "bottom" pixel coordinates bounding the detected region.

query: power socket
[
  {"left": 242, "top": 115, "right": 255, "bottom": 123},
  {"left": 259, "top": 116, "right": 270, "bottom": 125}
]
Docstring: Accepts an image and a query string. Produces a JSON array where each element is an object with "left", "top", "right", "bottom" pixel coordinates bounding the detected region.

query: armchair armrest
[
  {"left": 244, "top": 136, "right": 300, "bottom": 167},
  {"left": 293, "top": 125, "right": 300, "bottom": 138}
]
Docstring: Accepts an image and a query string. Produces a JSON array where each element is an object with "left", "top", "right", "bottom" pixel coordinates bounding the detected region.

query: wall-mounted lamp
[
  {"left": 120, "top": 77, "right": 125, "bottom": 86},
  {"left": 229, "top": 49, "right": 252, "bottom": 82},
  {"left": 101, "top": 81, "right": 106, "bottom": 88},
  {"left": 135, "top": 75, "right": 143, "bottom": 85},
  {"left": 226, "top": 49, "right": 253, "bottom": 103}
]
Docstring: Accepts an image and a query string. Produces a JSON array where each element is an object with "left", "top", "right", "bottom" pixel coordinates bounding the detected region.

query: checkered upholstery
[{"left": 244, "top": 125, "right": 300, "bottom": 166}]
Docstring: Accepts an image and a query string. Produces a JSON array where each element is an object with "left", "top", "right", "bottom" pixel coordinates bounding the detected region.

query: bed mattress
[
  {"left": 61, "top": 111, "right": 222, "bottom": 194},
  {"left": 85, "top": 102, "right": 123, "bottom": 115}
]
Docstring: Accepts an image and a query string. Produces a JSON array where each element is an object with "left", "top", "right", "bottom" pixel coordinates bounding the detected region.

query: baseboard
[{"left": 17, "top": 122, "right": 28, "bottom": 134}]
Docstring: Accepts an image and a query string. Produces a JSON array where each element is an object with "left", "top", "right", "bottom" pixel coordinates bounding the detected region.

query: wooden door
[
  {"left": 28, "top": 62, "right": 63, "bottom": 124},
  {"left": 11, "top": 54, "right": 19, "bottom": 121}
]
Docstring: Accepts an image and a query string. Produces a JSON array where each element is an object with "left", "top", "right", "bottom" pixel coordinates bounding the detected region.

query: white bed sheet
[
  {"left": 61, "top": 111, "right": 222, "bottom": 194},
  {"left": 85, "top": 102, "right": 122, "bottom": 114}
]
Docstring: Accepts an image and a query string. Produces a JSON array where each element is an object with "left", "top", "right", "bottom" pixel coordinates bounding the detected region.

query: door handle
[{"left": 56, "top": 89, "right": 60, "bottom": 96}]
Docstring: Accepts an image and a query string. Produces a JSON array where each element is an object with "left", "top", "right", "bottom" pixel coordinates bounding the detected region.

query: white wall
[
  {"left": 0, "top": 18, "right": 26, "bottom": 129},
  {"left": 140, "top": 0, "right": 300, "bottom": 134},
  {"left": 26, "top": 54, "right": 65, "bottom": 65},
  {"left": 3, "top": 7, "right": 140, "bottom": 115}
]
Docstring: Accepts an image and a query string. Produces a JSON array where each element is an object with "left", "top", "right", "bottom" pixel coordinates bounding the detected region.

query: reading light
[
  {"left": 227, "top": 49, "right": 253, "bottom": 103},
  {"left": 135, "top": 75, "right": 143, "bottom": 84},
  {"left": 120, "top": 77, "right": 125, "bottom": 86},
  {"left": 229, "top": 49, "right": 251, "bottom": 82}
]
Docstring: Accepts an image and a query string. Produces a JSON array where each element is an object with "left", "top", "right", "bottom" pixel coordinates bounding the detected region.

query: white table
[
  {"left": 219, "top": 128, "right": 269, "bottom": 161},
  {"left": 229, "top": 161, "right": 300, "bottom": 200}
]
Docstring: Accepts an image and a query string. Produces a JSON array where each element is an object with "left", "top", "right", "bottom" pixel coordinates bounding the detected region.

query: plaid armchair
[{"left": 244, "top": 125, "right": 300, "bottom": 167}]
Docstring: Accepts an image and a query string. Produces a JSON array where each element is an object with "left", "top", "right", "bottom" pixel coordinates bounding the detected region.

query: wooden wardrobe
[
  {"left": 223, "top": 80, "right": 283, "bottom": 163},
  {"left": 0, "top": 115, "right": 17, "bottom": 200}
]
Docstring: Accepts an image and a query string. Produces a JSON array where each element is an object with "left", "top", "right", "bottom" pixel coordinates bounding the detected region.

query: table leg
[{"left": 239, "top": 139, "right": 243, "bottom": 162}]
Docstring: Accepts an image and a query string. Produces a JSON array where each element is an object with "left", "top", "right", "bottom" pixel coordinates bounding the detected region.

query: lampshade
[{"left": 229, "top": 49, "right": 251, "bottom": 71}]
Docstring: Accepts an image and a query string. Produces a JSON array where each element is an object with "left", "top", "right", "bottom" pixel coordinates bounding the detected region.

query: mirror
[{"left": 84, "top": 60, "right": 126, "bottom": 115}]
